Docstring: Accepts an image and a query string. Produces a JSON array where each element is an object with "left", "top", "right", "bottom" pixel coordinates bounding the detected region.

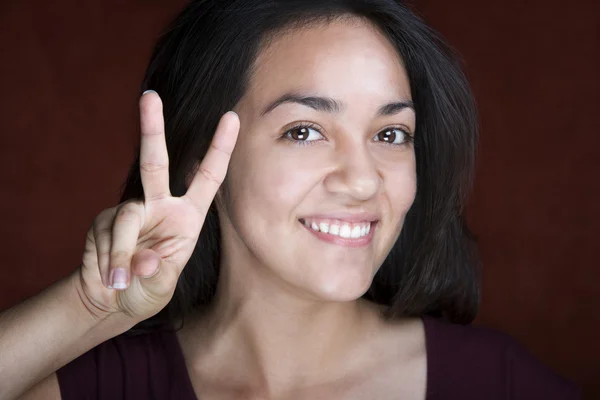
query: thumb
[
  {"left": 131, "top": 249, "right": 177, "bottom": 299},
  {"left": 131, "top": 249, "right": 160, "bottom": 278}
]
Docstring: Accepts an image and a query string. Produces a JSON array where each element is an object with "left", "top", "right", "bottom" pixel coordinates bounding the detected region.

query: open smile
[{"left": 298, "top": 218, "right": 377, "bottom": 248}]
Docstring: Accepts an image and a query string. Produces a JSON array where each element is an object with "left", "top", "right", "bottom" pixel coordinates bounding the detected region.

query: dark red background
[{"left": 1, "top": 0, "right": 598, "bottom": 397}]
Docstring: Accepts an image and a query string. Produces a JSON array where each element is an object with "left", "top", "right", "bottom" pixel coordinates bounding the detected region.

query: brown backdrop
[{"left": 1, "top": 0, "right": 598, "bottom": 397}]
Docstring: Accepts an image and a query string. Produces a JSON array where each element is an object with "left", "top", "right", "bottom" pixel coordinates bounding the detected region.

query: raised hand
[{"left": 77, "top": 91, "right": 239, "bottom": 322}]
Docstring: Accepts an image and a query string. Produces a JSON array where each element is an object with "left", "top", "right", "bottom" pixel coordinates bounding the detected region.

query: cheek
[
  {"left": 382, "top": 156, "right": 418, "bottom": 213},
  {"left": 229, "top": 147, "right": 322, "bottom": 220}
]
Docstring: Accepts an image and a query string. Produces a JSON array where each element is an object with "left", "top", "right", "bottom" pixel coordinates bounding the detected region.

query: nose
[{"left": 323, "top": 141, "right": 381, "bottom": 201}]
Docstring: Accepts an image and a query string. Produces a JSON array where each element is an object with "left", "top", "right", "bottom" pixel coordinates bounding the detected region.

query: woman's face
[{"left": 220, "top": 19, "right": 416, "bottom": 302}]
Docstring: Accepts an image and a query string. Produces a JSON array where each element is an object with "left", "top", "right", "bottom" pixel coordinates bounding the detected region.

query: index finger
[
  {"left": 139, "top": 90, "right": 171, "bottom": 202},
  {"left": 184, "top": 111, "right": 240, "bottom": 215}
]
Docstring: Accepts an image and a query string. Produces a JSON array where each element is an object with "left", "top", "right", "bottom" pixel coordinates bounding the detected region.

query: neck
[{"left": 181, "top": 261, "right": 384, "bottom": 398}]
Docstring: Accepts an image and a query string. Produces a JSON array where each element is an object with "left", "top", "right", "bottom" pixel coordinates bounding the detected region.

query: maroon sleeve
[
  {"left": 56, "top": 344, "right": 98, "bottom": 400},
  {"left": 506, "top": 336, "right": 581, "bottom": 400},
  {"left": 423, "top": 316, "right": 581, "bottom": 400},
  {"left": 56, "top": 329, "right": 196, "bottom": 400}
]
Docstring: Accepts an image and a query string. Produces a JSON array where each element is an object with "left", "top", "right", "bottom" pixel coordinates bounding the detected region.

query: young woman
[{"left": 0, "top": 0, "right": 580, "bottom": 399}]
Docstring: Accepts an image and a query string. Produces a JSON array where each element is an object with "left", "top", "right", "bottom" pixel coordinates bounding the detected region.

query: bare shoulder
[{"left": 17, "top": 373, "right": 61, "bottom": 400}]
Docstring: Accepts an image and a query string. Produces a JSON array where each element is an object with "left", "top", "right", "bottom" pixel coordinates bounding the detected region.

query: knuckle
[
  {"left": 142, "top": 127, "right": 165, "bottom": 136},
  {"left": 97, "top": 250, "right": 110, "bottom": 262},
  {"left": 85, "top": 230, "right": 96, "bottom": 249},
  {"left": 144, "top": 192, "right": 169, "bottom": 203},
  {"left": 210, "top": 142, "right": 233, "bottom": 157},
  {"left": 198, "top": 165, "right": 223, "bottom": 186},
  {"left": 110, "top": 250, "right": 132, "bottom": 265},
  {"left": 91, "top": 216, "right": 111, "bottom": 244},
  {"left": 96, "top": 228, "right": 112, "bottom": 244},
  {"left": 114, "top": 206, "right": 140, "bottom": 225},
  {"left": 93, "top": 208, "right": 113, "bottom": 227},
  {"left": 92, "top": 214, "right": 102, "bottom": 227},
  {"left": 140, "top": 161, "right": 168, "bottom": 174}
]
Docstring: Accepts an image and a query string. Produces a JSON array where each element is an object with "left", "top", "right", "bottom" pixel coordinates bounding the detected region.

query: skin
[
  {"left": 0, "top": 14, "right": 426, "bottom": 400},
  {"left": 177, "top": 18, "right": 426, "bottom": 400}
]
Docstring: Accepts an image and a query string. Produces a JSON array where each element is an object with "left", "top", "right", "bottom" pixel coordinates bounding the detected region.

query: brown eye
[
  {"left": 284, "top": 125, "right": 324, "bottom": 142},
  {"left": 290, "top": 127, "right": 310, "bottom": 140},
  {"left": 374, "top": 128, "right": 408, "bottom": 145}
]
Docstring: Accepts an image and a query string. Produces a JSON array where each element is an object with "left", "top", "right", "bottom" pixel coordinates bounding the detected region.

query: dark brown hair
[{"left": 121, "top": 0, "right": 480, "bottom": 332}]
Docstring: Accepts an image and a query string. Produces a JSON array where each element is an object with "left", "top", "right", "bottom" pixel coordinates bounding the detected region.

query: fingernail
[
  {"left": 142, "top": 89, "right": 157, "bottom": 96},
  {"left": 111, "top": 268, "right": 128, "bottom": 290}
]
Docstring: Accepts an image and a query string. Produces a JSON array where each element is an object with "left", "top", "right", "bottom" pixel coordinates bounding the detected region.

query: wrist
[{"left": 67, "top": 268, "right": 137, "bottom": 336}]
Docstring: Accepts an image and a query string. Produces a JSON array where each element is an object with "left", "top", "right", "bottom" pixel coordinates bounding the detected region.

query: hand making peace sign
[{"left": 78, "top": 91, "right": 239, "bottom": 322}]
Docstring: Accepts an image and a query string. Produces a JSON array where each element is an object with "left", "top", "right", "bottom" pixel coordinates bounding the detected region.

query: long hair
[{"left": 121, "top": 0, "right": 480, "bottom": 332}]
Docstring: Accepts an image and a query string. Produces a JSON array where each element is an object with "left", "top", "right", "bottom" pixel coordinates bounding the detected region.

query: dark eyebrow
[
  {"left": 260, "top": 92, "right": 415, "bottom": 116},
  {"left": 261, "top": 93, "right": 343, "bottom": 115},
  {"left": 377, "top": 101, "right": 415, "bottom": 116}
]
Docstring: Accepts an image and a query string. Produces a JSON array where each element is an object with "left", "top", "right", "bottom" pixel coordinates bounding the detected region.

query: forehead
[{"left": 243, "top": 18, "right": 411, "bottom": 113}]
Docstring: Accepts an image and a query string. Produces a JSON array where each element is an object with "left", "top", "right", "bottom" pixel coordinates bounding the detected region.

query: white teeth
[
  {"left": 329, "top": 224, "right": 340, "bottom": 235},
  {"left": 302, "top": 218, "right": 373, "bottom": 239},
  {"left": 339, "top": 224, "right": 352, "bottom": 238},
  {"left": 350, "top": 225, "right": 362, "bottom": 238},
  {"left": 319, "top": 222, "right": 329, "bottom": 233}
]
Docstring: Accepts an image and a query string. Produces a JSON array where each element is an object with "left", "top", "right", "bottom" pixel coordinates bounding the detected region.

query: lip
[
  {"left": 299, "top": 219, "right": 377, "bottom": 248},
  {"left": 298, "top": 211, "right": 379, "bottom": 223}
]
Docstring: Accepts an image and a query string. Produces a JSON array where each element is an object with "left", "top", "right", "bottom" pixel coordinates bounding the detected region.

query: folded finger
[
  {"left": 93, "top": 207, "right": 118, "bottom": 287},
  {"left": 108, "top": 201, "right": 144, "bottom": 290}
]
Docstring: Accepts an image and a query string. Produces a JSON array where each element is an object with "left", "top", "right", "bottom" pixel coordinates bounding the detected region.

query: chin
[{"left": 308, "top": 271, "right": 375, "bottom": 303}]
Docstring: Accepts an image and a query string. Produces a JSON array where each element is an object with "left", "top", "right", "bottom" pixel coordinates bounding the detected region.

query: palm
[
  {"left": 139, "top": 197, "right": 203, "bottom": 266},
  {"left": 78, "top": 92, "right": 239, "bottom": 322}
]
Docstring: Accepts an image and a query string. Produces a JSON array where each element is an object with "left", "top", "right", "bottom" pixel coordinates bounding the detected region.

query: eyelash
[{"left": 281, "top": 122, "right": 414, "bottom": 147}]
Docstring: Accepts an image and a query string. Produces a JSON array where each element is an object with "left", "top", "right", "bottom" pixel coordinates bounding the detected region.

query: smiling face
[{"left": 218, "top": 18, "right": 417, "bottom": 302}]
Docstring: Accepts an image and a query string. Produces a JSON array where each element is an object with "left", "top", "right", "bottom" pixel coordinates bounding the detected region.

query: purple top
[{"left": 56, "top": 316, "right": 581, "bottom": 399}]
